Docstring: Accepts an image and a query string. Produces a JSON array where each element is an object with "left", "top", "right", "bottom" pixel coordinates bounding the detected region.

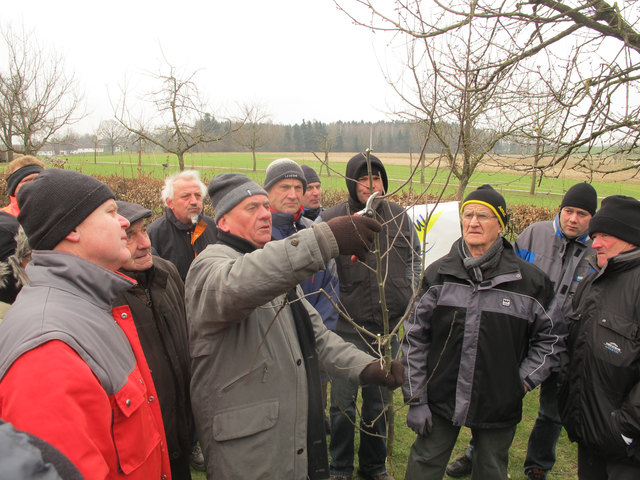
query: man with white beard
[{"left": 147, "top": 170, "right": 217, "bottom": 281}]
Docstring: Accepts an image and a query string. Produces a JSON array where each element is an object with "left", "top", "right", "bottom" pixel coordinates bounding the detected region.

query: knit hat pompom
[
  {"left": 560, "top": 182, "right": 597, "bottom": 216},
  {"left": 17, "top": 169, "right": 115, "bottom": 250},
  {"left": 461, "top": 184, "right": 508, "bottom": 229},
  {"left": 589, "top": 195, "right": 640, "bottom": 246},
  {"left": 209, "top": 173, "right": 268, "bottom": 222},
  {"left": 264, "top": 158, "right": 307, "bottom": 193}
]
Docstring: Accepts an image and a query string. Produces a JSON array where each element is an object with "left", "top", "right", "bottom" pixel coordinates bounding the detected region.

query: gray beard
[{"left": 190, "top": 214, "right": 200, "bottom": 225}]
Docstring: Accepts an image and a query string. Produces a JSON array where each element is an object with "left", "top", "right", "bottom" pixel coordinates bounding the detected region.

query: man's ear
[
  {"left": 64, "top": 228, "right": 81, "bottom": 243},
  {"left": 217, "top": 216, "right": 230, "bottom": 233}
]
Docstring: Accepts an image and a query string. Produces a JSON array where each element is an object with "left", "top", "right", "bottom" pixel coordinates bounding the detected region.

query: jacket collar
[
  {"left": 216, "top": 230, "right": 257, "bottom": 254},
  {"left": 270, "top": 208, "right": 305, "bottom": 239},
  {"left": 119, "top": 259, "right": 167, "bottom": 290},
  {"left": 438, "top": 237, "right": 522, "bottom": 286},
  {"left": 26, "top": 250, "right": 136, "bottom": 310},
  {"left": 165, "top": 207, "right": 200, "bottom": 232},
  {"left": 591, "top": 247, "right": 640, "bottom": 281}
]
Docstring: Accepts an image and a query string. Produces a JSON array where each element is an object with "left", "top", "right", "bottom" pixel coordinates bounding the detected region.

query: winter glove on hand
[
  {"left": 407, "top": 404, "right": 433, "bottom": 436},
  {"left": 326, "top": 215, "right": 382, "bottom": 262},
  {"left": 359, "top": 359, "right": 404, "bottom": 390}
]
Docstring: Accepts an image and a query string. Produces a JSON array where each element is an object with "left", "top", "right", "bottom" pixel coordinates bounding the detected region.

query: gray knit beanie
[
  {"left": 301, "top": 165, "right": 320, "bottom": 185},
  {"left": 17, "top": 169, "right": 115, "bottom": 250},
  {"left": 264, "top": 158, "right": 307, "bottom": 193},
  {"left": 209, "top": 173, "right": 268, "bottom": 222}
]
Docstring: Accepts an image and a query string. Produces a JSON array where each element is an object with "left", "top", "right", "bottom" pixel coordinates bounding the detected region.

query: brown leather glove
[
  {"left": 359, "top": 359, "right": 404, "bottom": 390},
  {"left": 326, "top": 215, "right": 382, "bottom": 261}
]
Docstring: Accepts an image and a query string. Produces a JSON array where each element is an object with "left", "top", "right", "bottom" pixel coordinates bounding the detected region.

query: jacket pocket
[
  {"left": 111, "top": 367, "right": 161, "bottom": 474},
  {"left": 213, "top": 400, "right": 279, "bottom": 441},
  {"left": 596, "top": 312, "right": 639, "bottom": 368}
]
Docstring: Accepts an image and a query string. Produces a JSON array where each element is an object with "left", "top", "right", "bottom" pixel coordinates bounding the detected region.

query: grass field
[
  {"left": 58, "top": 151, "right": 640, "bottom": 210},
  {"left": 189, "top": 387, "right": 578, "bottom": 479}
]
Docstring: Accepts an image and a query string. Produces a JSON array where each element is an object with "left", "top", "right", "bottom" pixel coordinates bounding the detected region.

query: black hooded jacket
[{"left": 320, "top": 153, "right": 420, "bottom": 335}]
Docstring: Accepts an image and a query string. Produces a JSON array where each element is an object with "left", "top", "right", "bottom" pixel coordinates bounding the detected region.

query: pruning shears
[
  {"left": 355, "top": 191, "right": 379, "bottom": 218},
  {"left": 350, "top": 191, "right": 379, "bottom": 263}
]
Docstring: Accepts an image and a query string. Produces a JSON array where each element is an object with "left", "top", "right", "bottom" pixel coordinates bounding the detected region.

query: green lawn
[
  {"left": 190, "top": 387, "right": 577, "bottom": 479},
  {"left": 59, "top": 151, "right": 640, "bottom": 210}
]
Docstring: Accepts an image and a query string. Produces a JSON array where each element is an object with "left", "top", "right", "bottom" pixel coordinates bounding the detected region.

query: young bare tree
[
  {"left": 115, "top": 60, "right": 240, "bottom": 171},
  {"left": 315, "top": 123, "right": 342, "bottom": 176},
  {"left": 0, "top": 25, "right": 83, "bottom": 160},
  {"left": 233, "top": 103, "right": 271, "bottom": 171}
]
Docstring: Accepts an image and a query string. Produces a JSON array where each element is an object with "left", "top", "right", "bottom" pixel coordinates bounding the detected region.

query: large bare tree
[
  {"left": 115, "top": 61, "right": 240, "bottom": 171},
  {"left": 338, "top": 0, "right": 640, "bottom": 181},
  {"left": 0, "top": 25, "right": 83, "bottom": 161},
  {"left": 343, "top": 2, "right": 539, "bottom": 199}
]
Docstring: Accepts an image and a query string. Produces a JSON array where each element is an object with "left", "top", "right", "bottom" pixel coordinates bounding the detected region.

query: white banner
[{"left": 405, "top": 201, "right": 461, "bottom": 267}]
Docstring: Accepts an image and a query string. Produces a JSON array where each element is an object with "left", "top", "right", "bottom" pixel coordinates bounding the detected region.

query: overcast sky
[{"left": 3, "top": 0, "right": 403, "bottom": 133}]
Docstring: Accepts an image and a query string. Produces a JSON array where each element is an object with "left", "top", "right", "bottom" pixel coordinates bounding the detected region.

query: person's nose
[
  {"left": 118, "top": 214, "right": 130, "bottom": 229},
  {"left": 258, "top": 205, "right": 271, "bottom": 219},
  {"left": 139, "top": 232, "right": 152, "bottom": 250}
]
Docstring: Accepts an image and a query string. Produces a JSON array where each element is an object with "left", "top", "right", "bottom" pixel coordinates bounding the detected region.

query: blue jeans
[
  {"left": 524, "top": 372, "right": 563, "bottom": 474},
  {"left": 329, "top": 334, "right": 397, "bottom": 476}
]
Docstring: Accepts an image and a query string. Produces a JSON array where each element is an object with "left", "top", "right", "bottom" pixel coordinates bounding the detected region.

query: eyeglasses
[{"left": 460, "top": 211, "right": 496, "bottom": 223}]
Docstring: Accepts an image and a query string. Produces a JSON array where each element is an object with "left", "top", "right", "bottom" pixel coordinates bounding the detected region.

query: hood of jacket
[{"left": 345, "top": 153, "right": 388, "bottom": 207}]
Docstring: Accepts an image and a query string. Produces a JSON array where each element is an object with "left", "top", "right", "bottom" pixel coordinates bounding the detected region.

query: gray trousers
[{"left": 405, "top": 413, "right": 517, "bottom": 480}]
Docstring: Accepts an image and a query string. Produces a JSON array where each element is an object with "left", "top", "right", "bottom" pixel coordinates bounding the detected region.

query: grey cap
[
  {"left": 301, "top": 165, "right": 320, "bottom": 185},
  {"left": 116, "top": 201, "right": 152, "bottom": 226},
  {"left": 264, "top": 158, "right": 307, "bottom": 193},
  {"left": 208, "top": 173, "right": 268, "bottom": 222}
]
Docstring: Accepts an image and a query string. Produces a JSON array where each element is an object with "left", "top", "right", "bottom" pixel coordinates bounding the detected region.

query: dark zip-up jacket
[
  {"left": 148, "top": 208, "right": 217, "bottom": 281},
  {"left": 558, "top": 249, "right": 640, "bottom": 462},
  {"left": 116, "top": 256, "right": 194, "bottom": 479},
  {"left": 403, "top": 238, "right": 564, "bottom": 428},
  {"left": 320, "top": 199, "right": 420, "bottom": 335}
]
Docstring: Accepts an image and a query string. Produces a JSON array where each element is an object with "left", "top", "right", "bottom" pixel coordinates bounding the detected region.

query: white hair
[{"left": 161, "top": 170, "right": 208, "bottom": 206}]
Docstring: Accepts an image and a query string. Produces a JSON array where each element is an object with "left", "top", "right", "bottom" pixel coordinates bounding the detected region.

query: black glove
[
  {"left": 326, "top": 215, "right": 382, "bottom": 261},
  {"left": 359, "top": 359, "right": 404, "bottom": 390}
]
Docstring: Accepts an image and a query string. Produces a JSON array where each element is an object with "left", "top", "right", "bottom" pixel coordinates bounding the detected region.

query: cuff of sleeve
[{"left": 312, "top": 222, "right": 340, "bottom": 262}]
